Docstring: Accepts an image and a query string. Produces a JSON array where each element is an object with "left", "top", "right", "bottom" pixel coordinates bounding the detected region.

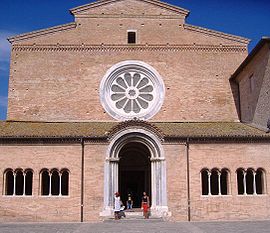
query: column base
[
  {"left": 150, "top": 206, "right": 171, "bottom": 218},
  {"left": 100, "top": 207, "right": 113, "bottom": 217}
]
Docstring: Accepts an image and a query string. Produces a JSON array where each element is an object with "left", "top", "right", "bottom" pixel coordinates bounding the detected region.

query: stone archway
[{"left": 101, "top": 127, "right": 168, "bottom": 217}]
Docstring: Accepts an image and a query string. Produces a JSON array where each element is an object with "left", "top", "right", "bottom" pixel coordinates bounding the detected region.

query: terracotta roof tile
[{"left": 0, "top": 121, "right": 269, "bottom": 139}]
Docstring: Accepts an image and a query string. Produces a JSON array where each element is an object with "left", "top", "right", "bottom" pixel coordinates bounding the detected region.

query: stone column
[
  {"left": 151, "top": 157, "right": 168, "bottom": 216},
  {"left": 101, "top": 158, "right": 119, "bottom": 216}
]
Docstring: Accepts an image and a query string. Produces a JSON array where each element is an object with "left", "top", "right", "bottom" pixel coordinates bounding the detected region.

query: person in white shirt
[{"left": 114, "top": 192, "right": 122, "bottom": 220}]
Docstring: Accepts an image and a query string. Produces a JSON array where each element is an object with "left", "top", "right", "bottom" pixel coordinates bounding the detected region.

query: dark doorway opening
[{"left": 119, "top": 142, "right": 151, "bottom": 208}]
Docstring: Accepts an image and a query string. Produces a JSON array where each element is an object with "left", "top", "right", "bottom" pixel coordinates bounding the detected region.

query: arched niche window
[
  {"left": 25, "top": 169, "right": 33, "bottom": 196},
  {"left": 201, "top": 169, "right": 209, "bottom": 195},
  {"left": 5, "top": 169, "right": 14, "bottom": 195},
  {"left": 41, "top": 169, "right": 69, "bottom": 196},
  {"left": 221, "top": 168, "right": 229, "bottom": 195},
  {"left": 237, "top": 168, "right": 245, "bottom": 195},
  {"left": 237, "top": 168, "right": 266, "bottom": 195},
  {"left": 15, "top": 169, "right": 24, "bottom": 195},
  {"left": 61, "top": 169, "right": 69, "bottom": 196},
  {"left": 256, "top": 168, "right": 265, "bottom": 195},
  {"left": 246, "top": 168, "right": 254, "bottom": 195},
  {"left": 210, "top": 169, "right": 219, "bottom": 195},
  {"left": 51, "top": 170, "right": 60, "bottom": 195},
  {"left": 201, "top": 168, "right": 229, "bottom": 196},
  {"left": 4, "top": 169, "right": 33, "bottom": 196},
  {"left": 41, "top": 170, "right": 50, "bottom": 195}
]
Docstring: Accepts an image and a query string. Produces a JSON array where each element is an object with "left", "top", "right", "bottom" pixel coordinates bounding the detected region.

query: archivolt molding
[
  {"left": 12, "top": 44, "right": 247, "bottom": 53},
  {"left": 106, "top": 121, "right": 165, "bottom": 161},
  {"left": 107, "top": 119, "right": 164, "bottom": 141}
]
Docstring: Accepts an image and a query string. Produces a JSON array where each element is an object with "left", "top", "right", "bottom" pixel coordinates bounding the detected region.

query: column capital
[
  {"left": 105, "top": 157, "right": 120, "bottom": 162},
  {"left": 150, "top": 157, "right": 165, "bottom": 162}
]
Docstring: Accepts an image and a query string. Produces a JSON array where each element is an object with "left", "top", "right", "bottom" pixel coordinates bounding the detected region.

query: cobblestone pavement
[{"left": 0, "top": 220, "right": 270, "bottom": 233}]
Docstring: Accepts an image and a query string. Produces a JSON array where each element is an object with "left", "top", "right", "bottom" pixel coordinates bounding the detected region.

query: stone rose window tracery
[
  {"left": 111, "top": 72, "right": 154, "bottom": 114},
  {"left": 100, "top": 61, "right": 165, "bottom": 120}
]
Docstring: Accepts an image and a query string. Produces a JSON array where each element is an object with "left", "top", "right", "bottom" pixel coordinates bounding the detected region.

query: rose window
[
  {"left": 100, "top": 61, "right": 165, "bottom": 121},
  {"left": 111, "top": 72, "right": 154, "bottom": 114}
]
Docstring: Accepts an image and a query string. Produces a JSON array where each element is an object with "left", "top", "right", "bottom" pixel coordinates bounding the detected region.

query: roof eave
[
  {"left": 184, "top": 24, "right": 250, "bottom": 45},
  {"left": 7, "top": 22, "right": 77, "bottom": 44}
]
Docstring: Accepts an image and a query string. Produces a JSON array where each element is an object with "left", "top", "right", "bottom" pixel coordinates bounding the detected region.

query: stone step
[
  {"left": 104, "top": 217, "right": 164, "bottom": 223},
  {"left": 103, "top": 209, "right": 164, "bottom": 222}
]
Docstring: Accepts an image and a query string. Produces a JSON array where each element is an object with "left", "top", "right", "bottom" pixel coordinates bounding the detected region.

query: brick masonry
[
  {"left": 0, "top": 144, "right": 82, "bottom": 222},
  {"left": 236, "top": 43, "right": 270, "bottom": 129},
  {"left": 189, "top": 143, "right": 270, "bottom": 221},
  {"left": 1, "top": 0, "right": 269, "bottom": 223},
  {"left": 7, "top": 0, "right": 248, "bottom": 122}
]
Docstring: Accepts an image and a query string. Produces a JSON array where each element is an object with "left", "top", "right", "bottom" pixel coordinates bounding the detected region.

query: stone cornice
[
  {"left": 8, "top": 23, "right": 77, "bottom": 44},
  {"left": 1, "top": 136, "right": 270, "bottom": 145},
  {"left": 75, "top": 14, "right": 184, "bottom": 19},
  {"left": 70, "top": 0, "right": 190, "bottom": 17},
  {"left": 164, "top": 136, "right": 270, "bottom": 144},
  {"left": 12, "top": 44, "right": 247, "bottom": 53},
  {"left": 184, "top": 24, "right": 250, "bottom": 45},
  {"left": 0, "top": 137, "right": 107, "bottom": 145}
]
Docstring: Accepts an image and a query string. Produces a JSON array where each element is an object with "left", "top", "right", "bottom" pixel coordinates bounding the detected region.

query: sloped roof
[
  {"left": 231, "top": 37, "right": 270, "bottom": 81},
  {"left": 70, "top": 0, "right": 190, "bottom": 16},
  {"left": 0, "top": 121, "right": 269, "bottom": 140}
]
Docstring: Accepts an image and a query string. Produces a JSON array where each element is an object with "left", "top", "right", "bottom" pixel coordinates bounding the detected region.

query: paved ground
[{"left": 0, "top": 220, "right": 270, "bottom": 233}]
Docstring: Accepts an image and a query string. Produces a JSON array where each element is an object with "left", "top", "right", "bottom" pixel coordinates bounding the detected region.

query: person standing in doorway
[
  {"left": 114, "top": 192, "right": 122, "bottom": 220},
  {"left": 141, "top": 191, "right": 150, "bottom": 219},
  {"left": 126, "top": 193, "right": 133, "bottom": 210}
]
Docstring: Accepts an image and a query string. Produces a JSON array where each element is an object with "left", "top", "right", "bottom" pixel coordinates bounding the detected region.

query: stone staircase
[{"left": 104, "top": 208, "right": 164, "bottom": 222}]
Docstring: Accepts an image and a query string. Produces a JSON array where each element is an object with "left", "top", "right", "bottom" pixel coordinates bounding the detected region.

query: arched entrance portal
[
  {"left": 102, "top": 127, "right": 169, "bottom": 217},
  {"left": 119, "top": 142, "right": 151, "bottom": 208}
]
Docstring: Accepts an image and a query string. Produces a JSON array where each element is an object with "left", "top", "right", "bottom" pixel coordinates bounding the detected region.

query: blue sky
[{"left": 0, "top": 0, "right": 269, "bottom": 120}]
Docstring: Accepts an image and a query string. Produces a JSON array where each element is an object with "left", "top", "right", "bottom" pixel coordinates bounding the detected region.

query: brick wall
[
  {"left": 83, "top": 143, "right": 108, "bottom": 222},
  {"left": 0, "top": 144, "right": 82, "bottom": 222},
  {"left": 7, "top": 0, "right": 248, "bottom": 122},
  {"left": 164, "top": 143, "right": 188, "bottom": 221},
  {"left": 0, "top": 141, "right": 270, "bottom": 222},
  {"left": 189, "top": 143, "right": 270, "bottom": 221},
  {"left": 7, "top": 47, "right": 246, "bottom": 122},
  {"left": 237, "top": 43, "right": 270, "bottom": 128}
]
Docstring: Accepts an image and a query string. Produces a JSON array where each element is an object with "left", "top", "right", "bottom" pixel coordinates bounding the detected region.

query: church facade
[{"left": 0, "top": 0, "right": 270, "bottom": 222}]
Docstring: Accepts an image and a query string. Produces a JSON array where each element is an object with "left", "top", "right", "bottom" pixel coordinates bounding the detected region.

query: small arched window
[
  {"left": 256, "top": 168, "right": 265, "bottom": 194},
  {"left": 4, "top": 169, "right": 33, "bottom": 196},
  {"left": 237, "top": 168, "right": 266, "bottom": 195},
  {"left": 201, "top": 169, "right": 209, "bottom": 195},
  {"left": 61, "top": 169, "right": 69, "bottom": 196},
  {"left": 237, "top": 168, "right": 245, "bottom": 195},
  {"left": 210, "top": 169, "right": 219, "bottom": 195},
  {"left": 5, "top": 170, "right": 14, "bottom": 195},
  {"left": 246, "top": 168, "right": 254, "bottom": 195},
  {"left": 41, "top": 170, "right": 50, "bottom": 195},
  {"left": 201, "top": 168, "right": 229, "bottom": 196},
  {"left": 41, "top": 169, "right": 69, "bottom": 196},
  {"left": 221, "top": 169, "right": 229, "bottom": 195},
  {"left": 25, "top": 170, "right": 33, "bottom": 196},
  {"left": 15, "top": 169, "right": 24, "bottom": 195},
  {"left": 51, "top": 170, "right": 60, "bottom": 195}
]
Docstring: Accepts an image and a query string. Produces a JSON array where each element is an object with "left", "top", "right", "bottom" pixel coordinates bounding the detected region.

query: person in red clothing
[{"left": 141, "top": 192, "right": 150, "bottom": 219}]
